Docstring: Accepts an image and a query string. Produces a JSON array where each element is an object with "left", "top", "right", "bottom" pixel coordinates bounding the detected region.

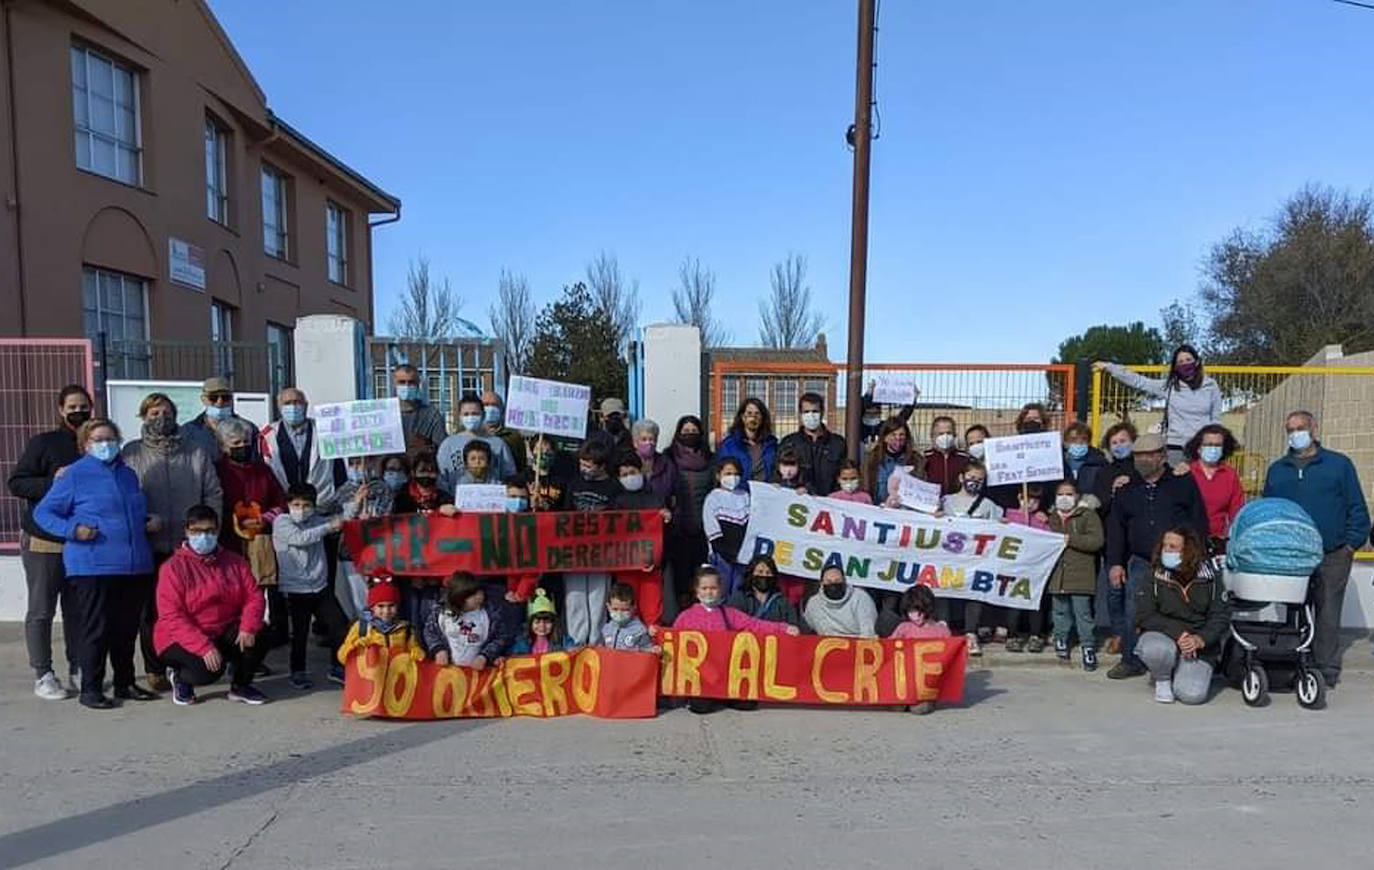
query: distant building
[
  {"left": 0, "top": 0, "right": 400, "bottom": 395},
  {"left": 707, "top": 335, "right": 835, "bottom": 442}
]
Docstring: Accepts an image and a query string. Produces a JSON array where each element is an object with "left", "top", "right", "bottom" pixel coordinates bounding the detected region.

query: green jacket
[
  {"left": 1135, "top": 564, "right": 1231, "bottom": 662},
  {"left": 1046, "top": 500, "right": 1104, "bottom": 595}
]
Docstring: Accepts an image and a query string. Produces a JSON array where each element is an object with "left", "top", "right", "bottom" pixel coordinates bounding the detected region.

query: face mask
[
  {"left": 1175, "top": 362, "right": 1198, "bottom": 380},
  {"left": 1160, "top": 551, "right": 1182, "bottom": 570},
  {"left": 483, "top": 406, "right": 502, "bottom": 425},
  {"left": 967, "top": 442, "right": 985, "bottom": 459},
  {"left": 963, "top": 478, "right": 983, "bottom": 495},
  {"left": 822, "top": 583, "right": 847, "bottom": 601},
  {"left": 840, "top": 479, "right": 860, "bottom": 494},
  {"left": 505, "top": 496, "right": 528, "bottom": 512},
  {"left": 205, "top": 405, "right": 232, "bottom": 421},
  {"left": 934, "top": 433, "right": 955, "bottom": 451},
  {"left": 396, "top": 384, "right": 419, "bottom": 401},
  {"left": 907, "top": 611, "right": 927, "bottom": 626},
  {"left": 460, "top": 414, "right": 483, "bottom": 432},
  {"left": 187, "top": 532, "right": 217, "bottom": 555},
  {"left": 779, "top": 465, "right": 798, "bottom": 481},
  {"left": 677, "top": 433, "right": 702, "bottom": 449},
  {"left": 1288, "top": 430, "right": 1312, "bottom": 452},
  {"left": 605, "top": 416, "right": 626, "bottom": 435},
  {"left": 227, "top": 445, "right": 251, "bottom": 463},
  {"left": 289, "top": 506, "right": 314, "bottom": 523},
  {"left": 698, "top": 594, "right": 720, "bottom": 609},
  {"left": 863, "top": 415, "right": 881, "bottom": 428},
  {"left": 751, "top": 575, "right": 773, "bottom": 592},
  {"left": 281, "top": 404, "right": 306, "bottom": 425},
  {"left": 346, "top": 466, "right": 366, "bottom": 484},
  {"left": 1018, "top": 420, "right": 1044, "bottom": 434},
  {"left": 1055, "top": 494, "right": 1077, "bottom": 512},
  {"left": 1199, "top": 445, "right": 1223, "bottom": 465},
  {"left": 886, "top": 438, "right": 908, "bottom": 456},
  {"left": 1111, "top": 443, "right": 1134, "bottom": 461},
  {"left": 415, "top": 475, "right": 437, "bottom": 489},
  {"left": 383, "top": 471, "right": 408, "bottom": 491},
  {"left": 608, "top": 609, "right": 632, "bottom": 625},
  {"left": 1134, "top": 457, "right": 1162, "bottom": 478},
  {"left": 619, "top": 474, "right": 645, "bottom": 492},
  {"left": 65, "top": 410, "right": 91, "bottom": 429},
  {"left": 719, "top": 474, "right": 740, "bottom": 491},
  {"left": 144, "top": 415, "right": 177, "bottom": 438},
  {"left": 581, "top": 467, "right": 603, "bottom": 481},
  {"left": 635, "top": 442, "right": 655, "bottom": 460},
  {"left": 801, "top": 411, "right": 822, "bottom": 432},
  {"left": 1066, "top": 443, "right": 1088, "bottom": 460},
  {"left": 88, "top": 441, "right": 119, "bottom": 463}
]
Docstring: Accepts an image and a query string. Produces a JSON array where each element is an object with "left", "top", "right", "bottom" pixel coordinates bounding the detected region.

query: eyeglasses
[{"left": 205, "top": 393, "right": 232, "bottom": 405}]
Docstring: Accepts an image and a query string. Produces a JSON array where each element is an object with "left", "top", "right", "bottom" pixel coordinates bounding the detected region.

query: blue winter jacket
[
  {"left": 1262, "top": 445, "right": 1370, "bottom": 553},
  {"left": 716, "top": 431, "right": 778, "bottom": 488},
  {"left": 34, "top": 454, "right": 153, "bottom": 577}
]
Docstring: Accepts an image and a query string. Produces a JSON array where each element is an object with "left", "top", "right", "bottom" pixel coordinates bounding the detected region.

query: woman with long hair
[
  {"left": 1095, "top": 344, "right": 1222, "bottom": 466},
  {"left": 863, "top": 418, "right": 922, "bottom": 505},
  {"left": 715, "top": 398, "right": 778, "bottom": 486}
]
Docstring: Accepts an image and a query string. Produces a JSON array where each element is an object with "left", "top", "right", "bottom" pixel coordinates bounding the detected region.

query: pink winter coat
[
  {"left": 890, "top": 619, "right": 952, "bottom": 640},
  {"left": 673, "top": 603, "right": 793, "bottom": 635},
  {"left": 153, "top": 543, "right": 266, "bottom": 656},
  {"left": 828, "top": 490, "right": 874, "bottom": 505}
]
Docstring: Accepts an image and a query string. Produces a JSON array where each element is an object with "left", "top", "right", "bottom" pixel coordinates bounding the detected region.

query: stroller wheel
[
  {"left": 1295, "top": 668, "right": 1326, "bottom": 710},
  {"left": 1241, "top": 664, "right": 1270, "bottom": 707}
]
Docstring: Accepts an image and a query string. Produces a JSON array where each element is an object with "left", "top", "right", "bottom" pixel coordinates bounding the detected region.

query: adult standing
[
  {"left": 920, "top": 416, "right": 970, "bottom": 495},
  {"left": 1104, "top": 433, "right": 1208, "bottom": 680},
  {"left": 34, "top": 420, "right": 155, "bottom": 708},
  {"left": 667, "top": 416, "right": 712, "bottom": 616},
  {"left": 716, "top": 398, "right": 778, "bottom": 486},
  {"left": 481, "top": 390, "right": 529, "bottom": 474},
  {"left": 259, "top": 388, "right": 343, "bottom": 515},
  {"left": 435, "top": 392, "right": 517, "bottom": 492},
  {"left": 1262, "top": 411, "right": 1369, "bottom": 687},
  {"left": 988, "top": 403, "right": 1057, "bottom": 510},
  {"left": 778, "top": 392, "right": 847, "bottom": 496},
  {"left": 121, "top": 393, "right": 223, "bottom": 691},
  {"left": 592, "top": 397, "right": 634, "bottom": 456},
  {"left": 631, "top": 419, "right": 678, "bottom": 506},
  {"left": 858, "top": 378, "right": 917, "bottom": 444},
  {"left": 391, "top": 364, "right": 447, "bottom": 454},
  {"left": 1183, "top": 424, "right": 1245, "bottom": 553},
  {"left": 1093, "top": 421, "right": 1139, "bottom": 654},
  {"left": 182, "top": 376, "right": 260, "bottom": 461},
  {"left": 1095, "top": 345, "right": 1222, "bottom": 466},
  {"left": 7, "top": 384, "right": 90, "bottom": 699},
  {"left": 862, "top": 418, "right": 921, "bottom": 505},
  {"left": 215, "top": 417, "right": 286, "bottom": 557}
]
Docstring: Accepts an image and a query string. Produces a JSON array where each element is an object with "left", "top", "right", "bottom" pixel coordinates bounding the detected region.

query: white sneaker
[
  {"left": 965, "top": 633, "right": 982, "bottom": 656},
  {"left": 34, "top": 671, "right": 69, "bottom": 700},
  {"left": 1154, "top": 679, "right": 1175, "bottom": 704}
]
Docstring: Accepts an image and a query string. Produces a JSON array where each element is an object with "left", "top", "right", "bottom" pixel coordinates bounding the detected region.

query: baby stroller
[{"left": 1221, "top": 498, "right": 1327, "bottom": 710}]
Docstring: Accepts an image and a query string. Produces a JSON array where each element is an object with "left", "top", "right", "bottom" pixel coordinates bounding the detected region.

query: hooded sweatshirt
[
  {"left": 673, "top": 602, "right": 793, "bottom": 635},
  {"left": 803, "top": 585, "right": 878, "bottom": 637},
  {"left": 1101, "top": 363, "right": 1222, "bottom": 448},
  {"left": 152, "top": 543, "right": 266, "bottom": 656}
]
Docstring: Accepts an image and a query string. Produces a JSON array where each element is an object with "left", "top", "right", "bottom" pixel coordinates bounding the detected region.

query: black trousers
[
  {"left": 138, "top": 553, "right": 172, "bottom": 674},
  {"left": 161, "top": 622, "right": 265, "bottom": 690},
  {"left": 285, "top": 589, "right": 348, "bottom": 673},
  {"left": 64, "top": 574, "right": 143, "bottom": 699}
]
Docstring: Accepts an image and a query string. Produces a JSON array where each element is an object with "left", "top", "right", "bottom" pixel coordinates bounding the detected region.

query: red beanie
[{"left": 367, "top": 581, "right": 401, "bottom": 609}]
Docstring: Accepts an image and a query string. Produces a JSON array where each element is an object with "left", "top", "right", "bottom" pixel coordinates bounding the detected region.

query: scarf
[
  {"left": 407, "top": 479, "right": 441, "bottom": 511},
  {"left": 671, "top": 442, "right": 710, "bottom": 472},
  {"left": 142, "top": 425, "right": 181, "bottom": 455}
]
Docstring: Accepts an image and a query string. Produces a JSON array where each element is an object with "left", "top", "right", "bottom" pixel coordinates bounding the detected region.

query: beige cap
[
  {"left": 600, "top": 397, "right": 626, "bottom": 415},
  {"left": 202, "top": 376, "right": 232, "bottom": 394},
  {"left": 1133, "top": 433, "right": 1165, "bottom": 454}
]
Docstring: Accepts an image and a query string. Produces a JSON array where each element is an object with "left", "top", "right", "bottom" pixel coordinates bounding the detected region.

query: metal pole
[{"left": 843, "top": 0, "right": 877, "bottom": 462}]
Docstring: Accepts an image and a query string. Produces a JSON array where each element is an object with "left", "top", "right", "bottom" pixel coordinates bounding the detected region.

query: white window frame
[
  {"left": 71, "top": 45, "right": 142, "bottom": 185},
  {"left": 326, "top": 201, "right": 349, "bottom": 285},
  {"left": 261, "top": 164, "right": 289, "bottom": 259},
  {"left": 83, "top": 266, "right": 150, "bottom": 380},
  {"left": 266, "top": 321, "right": 294, "bottom": 398},
  {"left": 211, "top": 300, "right": 235, "bottom": 377},
  {"left": 205, "top": 116, "right": 229, "bottom": 224}
]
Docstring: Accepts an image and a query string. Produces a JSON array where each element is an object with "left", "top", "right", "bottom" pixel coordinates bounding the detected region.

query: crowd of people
[{"left": 7, "top": 345, "right": 1369, "bottom": 712}]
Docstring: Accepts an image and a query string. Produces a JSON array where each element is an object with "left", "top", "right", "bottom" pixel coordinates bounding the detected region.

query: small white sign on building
[{"left": 169, "top": 238, "right": 207, "bottom": 291}]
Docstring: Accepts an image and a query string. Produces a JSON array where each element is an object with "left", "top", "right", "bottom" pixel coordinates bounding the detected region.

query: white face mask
[
  {"left": 840, "top": 479, "right": 860, "bottom": 494},
  {"left": 289, "top": 506, "right": 314, "bottom": 523},
  {"left": 619, "top": 474, "right": 644, "bottom": 492},
  {"left": 1055, "top": 494, "right": 1077, "bottom": 512},
  {"left": 719, "top": 474, "right": 740, "bottom": 491},
  {"left": 934, "top": 433, "right": 955, "bottom": 451},
  {"left": 801, "top": 411, "right": 822, "bottom": 432},
  {"left": 968, "top": 442, "right": 985, "bottom": 459}
]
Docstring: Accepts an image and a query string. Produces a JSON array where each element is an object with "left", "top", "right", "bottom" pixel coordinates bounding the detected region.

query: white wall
[
  {"left": 294, "top": 315, "right": 365, "bottom": 408},
  {"left": 642, "top": 324, "right": 702, "bottom": 450}
]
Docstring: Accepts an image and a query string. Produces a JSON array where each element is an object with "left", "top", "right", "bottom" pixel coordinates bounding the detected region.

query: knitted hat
[
  {"left": 527, "top": 588, "right": 557, "bottom": 619},
  {"left": 367, "top": 581, "right": 401, "bottom": 609}
]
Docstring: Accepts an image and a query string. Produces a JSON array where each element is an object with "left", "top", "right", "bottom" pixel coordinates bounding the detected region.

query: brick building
[{"left": 707, "top": 335, "right": 836, "bottom": 442}]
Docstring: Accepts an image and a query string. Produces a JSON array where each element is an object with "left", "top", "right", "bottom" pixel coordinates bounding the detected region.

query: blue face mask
[
  {"left": 506, "top": 497, "right": 529, "bottom": 512},
  {"left": 205, "top": 405, "right": 233, "bottom": 421},
  {"left": 396, "top": 384, "right": 419, "bottom": 402},
  {"left": 281, "top": 404, "right": 306, "bottom": 425},
  {"left": 1199, "top": 444, "right": 1223, "bottom": 465},
  {"left": 347, "top": 466, "right": 366, "bottom": 484},
  {"left": 1111, "top": 443, "right": 1134, "bottom": 461},
  {"left": 383, "top": 471, "right": 408, "bottom": 491},
  {"left": 1067, "top": 443, "right": 1089, "bottom": 460},
  {"left": 1288, "top": 430, "right": 1312, "bottom": 452},
  {"left": 88, "top": 441, "right": 119, "bottom": 463},
  {"left": 483, "top": 406, "right": 502, "bottom": 426},
  {"left": 460, "top": 414, "right": 483, "bottom": 432},
  {"left": 187, "top": 532, "right": 217, "bottom": 555},
  {"left": 1160, "top": 551, "right": 1182, "bottom": 570}
]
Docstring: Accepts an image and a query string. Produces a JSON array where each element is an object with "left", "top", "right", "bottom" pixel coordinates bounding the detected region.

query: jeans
[
  {"left": 21, "top": 536, "right": 74, "bottom": 678},
  {"left": 1052, "top": 594, "right": 1095, "bottom": 648},
  {"left": 1310, "top": 547, "right": 1354, "bottom": 681},
  {"left": 1136, "top": 631, "right": 1214, "bottom": 704},
  {"left": 65, "top": 575, "right": 143, "bottom": 699},
  {"left": 1120, "top": 556, "right": 1151, "bottom": 667},
  {"left": 564, "top": 573, "right": 609, "bottom": 646},
  {"left": 707, "top": 552, "right": 744, "bottom": 598},
  {"left": 284, "top": 589, "right": 348, "bottom": 673},
  {"left": 161, "top": 622, "right": 265, "bottom": 690}
]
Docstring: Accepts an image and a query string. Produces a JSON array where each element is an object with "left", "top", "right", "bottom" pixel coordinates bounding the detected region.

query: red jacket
[
  {"left": 1190, "top": 460, "right": 1245, "bottom": 540},
  {"left": 153, "top": 544, "right": 266, "bottom": 656},
  {"left": 215, "top": 458, "right": 287, "bottom": 553},
  {"left": 920, "top": 448, "right": 971, "bottom": 495}
]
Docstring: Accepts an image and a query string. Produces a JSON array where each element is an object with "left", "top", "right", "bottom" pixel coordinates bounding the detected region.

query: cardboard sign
[
  {"left": 983, "top": 431, "right": 1064, "bottom": 487},
  {"left": 314, "top": 398, "right": 405, "bottom": 460},
  {"left": 871, "top": 374, "right": 917, "bottom": 405},
  {"left": 456, "top": 484, "right": 508, "bottom": 513},
  {"left": 897, "top": 474, "right": 942, "bottom": 513},
  {"left": 504, "top": 375, "right": 591, "bottom": 440}
]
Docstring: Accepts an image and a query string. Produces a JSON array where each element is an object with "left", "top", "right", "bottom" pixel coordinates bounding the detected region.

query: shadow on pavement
[{"left": 961, "top": 669, "right": 1006, "bottom": 707}]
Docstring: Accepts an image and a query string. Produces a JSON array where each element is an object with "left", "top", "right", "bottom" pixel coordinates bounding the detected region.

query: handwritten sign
[
  {"left": 984, "top": 431, "right": 1063, "bottom": 487},
  {"left": 456, "top": 484, "right": 507, "bottom": 513},
  {"left": 505, "top": 375, "right": 591, "bottom": 440},
  {"left": 314, "top": 398, "right": 405, "bottom": 460},
  {"left": 897, "top": 474, "right": 942, "bottom": 513},
  {"left": 872, "top": 374, "right": 918, "bottom": 406}
]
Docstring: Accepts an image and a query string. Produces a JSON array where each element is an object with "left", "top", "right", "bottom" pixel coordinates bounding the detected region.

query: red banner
[
  {"left": 342, "top": 511, "right": 664, "bottom": 578},
  {"left": 341, "top": 646, "right": 661, "bottom": 719},
  {"left": 658, "top": 630, "right": 967, "bottom": 706}
]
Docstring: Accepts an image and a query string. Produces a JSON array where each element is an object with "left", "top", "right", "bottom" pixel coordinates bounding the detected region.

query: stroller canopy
[{"left": 1226, "top": 498, "right": 1324, "bottom": 577}]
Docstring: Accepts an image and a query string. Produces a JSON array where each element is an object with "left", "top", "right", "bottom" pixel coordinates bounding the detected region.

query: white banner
[
  {"left": 871, "top": 373, "right": 917, "bottom": 405},
  {"left": 984, "top": 431, "right": 1063, "bottom": 487},
  {"left": 738, "top": 483, "right": 1066, "bottom": 610},
  {"left": 456, "top": 484, "right": 507, "bottom": 513},
  {"left": 314, "top": 398, "right": 405, "bottom": 459},
  {"left": 504, "top": 375, "right": 591, "bottom": 440}
]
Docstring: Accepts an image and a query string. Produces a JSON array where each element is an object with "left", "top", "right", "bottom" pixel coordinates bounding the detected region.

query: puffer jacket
[
  {"left": 33, "top": 453, "right": 153, "bottom": 577},
  {"left": 1135, "top": 561, "right": 1230, "bottom": 663},
  {"left": 152, "top": 543, "right": 265, "bottom": 656},
  {"left": 120, "top": 437, "right": 223, "bottom": 555},
  {"left": 1045, "top": 498, "right": 1104, "bottom": 595}
]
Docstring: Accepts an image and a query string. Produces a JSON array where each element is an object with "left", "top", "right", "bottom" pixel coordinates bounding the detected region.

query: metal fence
[
  {"left": 0, "top": 339, "right": 95, "bottom": 552},
  {"left": 97, "top": 335, "right": 280, "bottom": 396},
  {"left": 368, "top": 337, "right": 506, "bottom": 430}
]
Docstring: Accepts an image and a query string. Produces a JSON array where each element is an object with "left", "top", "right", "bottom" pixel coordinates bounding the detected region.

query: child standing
[
  {"left": 702, "top": 458, "right": 750, "bottom": 597},
  {"left": 1004, "top": 484, "right": 1050, "bottom": 652},
  {"left": 611, "top": 453, "right": 670, "bottom": 625},
  {"left": 890, "top": 585, "right": 952, "bottom": 715},
  {"left": 562, "top": 441, "right": 619, "bottom": 646},
  {"left": 422, "top": 572, "right": 515, "bottom": 668},
  {"left": 771, "top": 448, "right": 807, "bottom": 493},
  {"left": 829, "top": 459, "right": 873, "bottom": 504},
  {"left": 1046, "top": 479, "right": 1104, "bottom": 671},
  {"left": 940, "top": 461, "right": 1003, "bottom": 655},
  {"left": 337, "top": 580, "right": 424, "bottom": 664},
  {"left": 510, "top": 589, "right": 577, "bottom": 654},
  {"left": 600, "top": 583, "right": 658, "bottom": 651},
  {"left": 272, "top": 483, "right": 349, "bottom": 689}
]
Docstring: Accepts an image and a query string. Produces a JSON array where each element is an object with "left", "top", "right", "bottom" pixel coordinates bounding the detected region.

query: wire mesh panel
[
  {"left": 100, "top": 337, "right": 275, "bottom": 394},
  {"left": 0, "top": 339, "right": 94, "bottom": 552}
]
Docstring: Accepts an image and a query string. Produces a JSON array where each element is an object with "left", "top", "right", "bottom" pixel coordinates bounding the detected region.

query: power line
[{"left": 1331, "top": 0, "right": 1374, "bottom": 10}]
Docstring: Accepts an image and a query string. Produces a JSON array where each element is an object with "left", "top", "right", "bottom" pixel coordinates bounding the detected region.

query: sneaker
[
  {"left": 1026, "top": 636, "right": 1045, "bottom": 654},
  {"left": 289, "top": 671, "right": 313, "bottom": 690},
  {"left": 1107, "top": 660, "right": 1146, "bottom": 680},
  {"left": 146, "top": 672, "right": 172, "bottom": 693},
  {"left": 228, "top": 686, "right": 268, "bottom": 705},
  {"left": 34, "top": 671, "right": 69, "bottom": 700},
  {"left": 1054, "top": 637, "right": 1070, "bottom": 659},
  {"left": 168, "top": 669, "right": 196, "bottom": 706},
  {"left": 965, "top": 633, "right": 982, "bottom": 657},
  {"left": 1154, "top": 679, "right": 1175, "bottom": 703},
  {"left": 908, "top": 701, "right": 936, "bottom": 715},
  {"left": 1006, "top": 636, "right": 1025, "bottom": 652},
  {"left": 977, "top": 627, "right": 993, "bottom": 643},
  {"left": 993, "top": 627, "right": 1009, "bottom": 642},
  {"left": 327, "top": 664, "right": 345, "bottom": 686},
  {"left": 1081, "top": 646, "right": 1098, "bottom": 672}
]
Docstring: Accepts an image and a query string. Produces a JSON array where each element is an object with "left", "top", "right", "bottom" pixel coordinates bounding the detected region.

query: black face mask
[
  {"left": 822, "top": 583, "right": 847, "bottom": 601},
  {"left": 605, "top": 416, "right": 625, "bottom": 435},
  {"left": 414, "top": 475, "right": 438, "bottom": 488},
  {"left": 65, "top": 410, "right": 91, "bottom": 429},
  {"left": 227, "top": 446, "right": 251, "bottom": 463},
  {"left": 752, "top": 575, "right": 773, "bottom": 592},
  {"left": 677, "top": 433, "right": 702, "bottom": 449},
  {"left": 1018, "top": 420, "right": 1044, "bottom": 434}
]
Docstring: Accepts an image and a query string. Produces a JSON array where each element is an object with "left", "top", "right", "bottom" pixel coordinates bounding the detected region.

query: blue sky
[{"left": 210, "top": 0, "right": 1374, "bottom": 363}]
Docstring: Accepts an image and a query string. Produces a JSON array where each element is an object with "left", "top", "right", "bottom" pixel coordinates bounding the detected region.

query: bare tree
[
  {"left": 671, "top": 256, "right": 730, "bottom": 347},
  {"left": 585, "top": 250, "right": 641, "bottom": 352},
  {"left": 387, "top": 256, "right": 466, "bottom": 339},
  {"left": 759, "top": 253, "right": 824, "bottom": 348},
  {"left": 489, "top": 269, "right": 536, "bottom": 375}
]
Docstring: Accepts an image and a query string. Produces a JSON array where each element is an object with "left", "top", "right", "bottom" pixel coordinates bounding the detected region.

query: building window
[
  {"left": 261, "top": 165, "right": 290, "bottom": 259},
  {"left": 71, "top": 45, "right": 141, "bottom": 185},
  {"left": 266, "top": 322, "right": 294, "bottom": 399},
  {"left": 745, "top": 378, "right": 767, "bottom": 403},
  {"left": 721, "top": 378, "right": 740, "bottom": 421},
  {"left": 326, "top": 202, "right": 349, "bottom": 285},
  {"left": 805, "top": 379, "right": 829, "bottom": 399},
  {"left": 83, "top": 266, "right": 148, "bottom": 380},
  {"left": 210, "top": 300, "right": 235, "bottom": 377},
  {"left": 205, "top": 116, "right": 229, "bottom": 224},
  {"left": 774, "top": 379, "right": 799, "bottom": 415}
]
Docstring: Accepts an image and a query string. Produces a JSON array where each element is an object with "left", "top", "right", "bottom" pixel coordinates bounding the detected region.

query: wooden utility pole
[{"left": 843, "top": 0, "right": 877, "bottom": 461}]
